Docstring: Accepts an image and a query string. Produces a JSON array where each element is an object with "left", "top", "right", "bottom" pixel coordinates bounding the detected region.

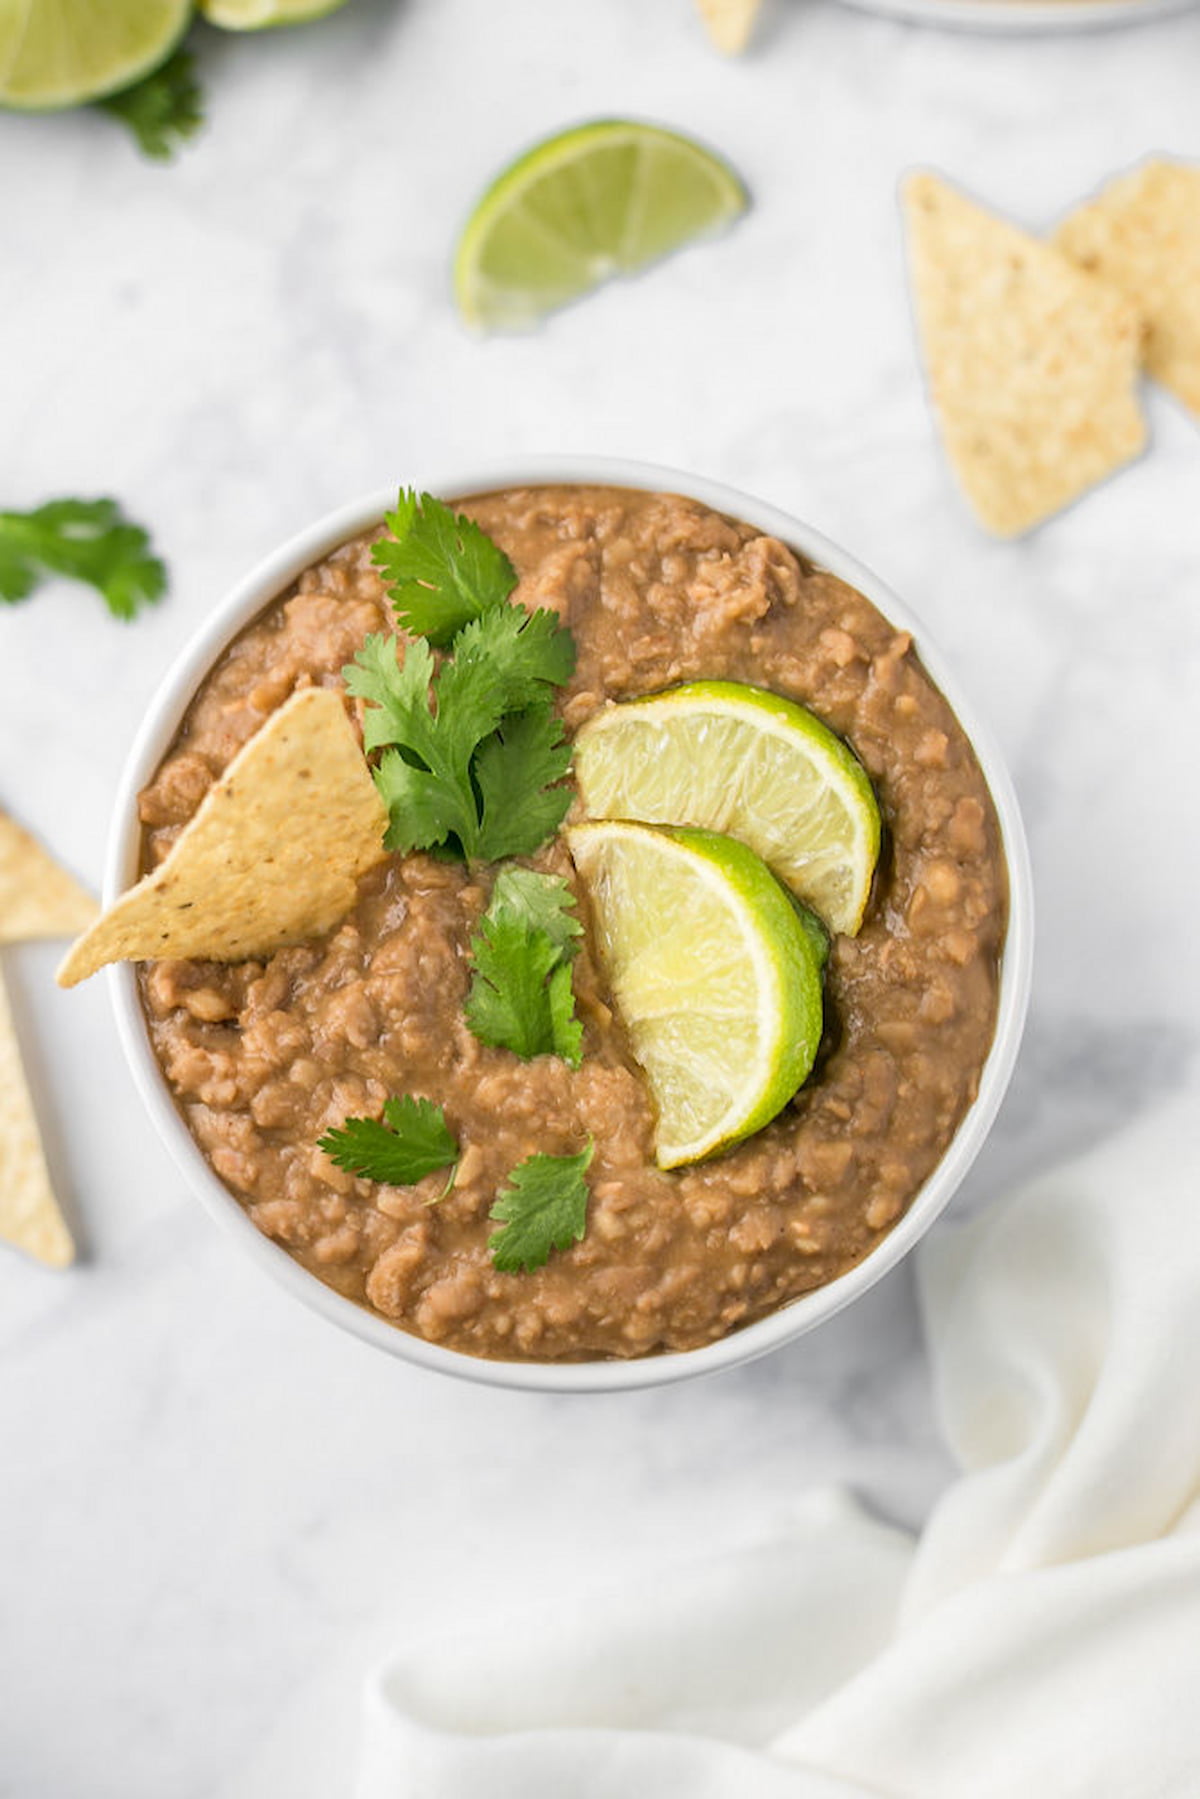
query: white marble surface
[{"left": 2, "top": 2, "right": 1199, "bottom": 1792}]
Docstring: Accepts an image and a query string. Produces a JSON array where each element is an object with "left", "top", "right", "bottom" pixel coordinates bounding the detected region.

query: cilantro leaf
[
  {"left": 489, "top": 1142, "right": 594, "bottom": 1273},
  {"left": 465, "top": 868, "right": 583, "bottom": 1065},
  {"left": 0, "top": 498, "right": 166, "bottom": 620},
  {"left": 96, "top": 49, "right": 204, "bottom": 163},
  {"left": 548, "top": 961, "right": 584, "bottom": 1065},
  {"left": 343, "top": 632, "right": 428, "bottom": 756},
  {"left": 465, "top": 912, "right": 563, "bottom": 1059},
  {"left": 370, "top": 745, "right": 462, "bottom": 857},
  {"left": 474, "top": 703, "right": 573, "bottom": 862},
  {"left": 486, "top": 866, "right": 583, "bottom": 960},
  {"left": 343, "top": 616, "right": 573, "bottom": 864},
  {"left": 346, "top": 632, "right": 505, "bottom": 856},
  {"left": 372, "top": 490, "right": 517, "bottom": 645},
  {"left": 454, "top": 603, "right": 576, "bottom": 702},
  {"left": 318, "top": 1095, "right": 458, "bottom": 1192}
]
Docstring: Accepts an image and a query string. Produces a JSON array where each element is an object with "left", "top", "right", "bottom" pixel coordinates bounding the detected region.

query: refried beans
[{"left": 137, "top": 485, "right": 1007, "bottom": 1361}]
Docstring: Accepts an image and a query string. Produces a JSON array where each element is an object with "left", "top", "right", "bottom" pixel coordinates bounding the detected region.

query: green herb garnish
[
  {"left": 96, "top": 49, "right": 204, "bottom": 163},
  {"left": 0, "top": 498, "right": 166, "bottom": 620},
  {"left": 466, "top": 868, "right": 583, "bottom": 1066},
  {"left": 489, "top": 1142, "right": 594, "bottom": 1273},
  {"left": 470, "top": 702, "right": 575, "bottom": 862},
  {"left": 344, "top": 618, "right": 574, "bottom": 864},
  {"left": 318, "top": 1095, "right": 458, "bottom": 1194},
  {"left": 347, "top": 490, "right": 577, "bottom": 862},
  {"left": 328, "top": 497, "right": 594, "bottom": 1267},
  {"left": 480, "top": 865, "right": 584, "bottom": 958},
  {"left": 350, "top": 604, "right": 574, "bottom": 758},
  {"left": 372, "top": 490, "right": 518, "bottom": 645}
]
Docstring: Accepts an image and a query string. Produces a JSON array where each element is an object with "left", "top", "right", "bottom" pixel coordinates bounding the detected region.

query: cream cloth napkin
[{"left": 356, "top": 1088, "right": 1200, "bottom": 1799}]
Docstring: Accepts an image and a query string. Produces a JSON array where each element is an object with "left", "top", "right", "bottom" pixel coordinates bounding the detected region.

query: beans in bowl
[{"left": 115, "top": 485, "right": 1006, "bottom": 1362}]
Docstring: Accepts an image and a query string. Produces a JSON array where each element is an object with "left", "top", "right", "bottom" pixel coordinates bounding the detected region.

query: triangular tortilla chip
[
  {"left": 57, "top": 687, "right": 388, "bottom": 987},
  {"left": 1056, "top": 158, "right": 1200, "bottom": 422},
  {"left": 0, "top": 812, "right": 97, "bottom": 944},
  {"left": 903, "top": 173, "right": 1147, "bottom": 537},
  {"left": 695, "top": 0, "right": 762, "bottom": 52},
  {"left": 0, "top": 967, "right": 74, "bottom": 1267}
]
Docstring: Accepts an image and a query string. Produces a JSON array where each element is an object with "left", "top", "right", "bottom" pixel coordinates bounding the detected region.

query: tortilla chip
[
  {"left": 1056, "top": 159, "right": 1200, "bottom": 422},
  {"left": 695, "top": 0, "right": 762, "bottom": 52},
  {"left": 0, "top": 968, "right": 74, "bottom": 1267},
  {"left": 57, "top": 687, "right": 388, "bottom": 987},
  {"left": 0, "top": 812, "right": 97, "bottom": 945},
  {"left": 903, "top": 173, "right": 1148, "bottom": 537}
]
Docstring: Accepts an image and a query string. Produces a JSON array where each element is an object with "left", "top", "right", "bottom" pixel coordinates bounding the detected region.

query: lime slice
[
  {"left": 199, "top": 0, "right": 347, "bottom": 26},
  {"left": 0, "top": 0, "right": 191, "bottom": 109},
  {"left": 568, "top": 821, "right": 824, "bottom": 1169},
  {"left": 574, "top": 680, "right": 882, "bottom": 937},
  {"left": 454, "top": 120, "right": 748, "bottom": 332}
]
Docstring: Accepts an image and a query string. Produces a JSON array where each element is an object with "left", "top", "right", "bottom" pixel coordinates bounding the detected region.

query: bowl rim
[
  {"left": 106, "top": 456, "right": 1034, "bottom": 1393},
  {"left": 834, "top": 0, "right": 1195, "bottom": 33}
]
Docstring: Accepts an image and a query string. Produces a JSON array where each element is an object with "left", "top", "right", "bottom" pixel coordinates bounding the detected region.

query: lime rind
[
  {"left": 789, "top": 896, "right": 831, "bottom": 975},
  {"left": 574, "top": 680, "right": 882, "bottom": 937},
  {"left": 199, "top": 0, "right": 349, "bottom": 30},
  {"left": 454, "top": 120, "right": 748, "bottom": 332},
  {"left": 0, "top": 0, "right": 192, "bottom": 109},
  {"left": 568, "top": 820, "right": 824, "bottom": 1169}
]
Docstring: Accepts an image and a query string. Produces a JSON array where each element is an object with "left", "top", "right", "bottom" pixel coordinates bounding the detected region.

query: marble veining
[{"left": 2, "top": 0, "right": 1199, "bottom": 1790}]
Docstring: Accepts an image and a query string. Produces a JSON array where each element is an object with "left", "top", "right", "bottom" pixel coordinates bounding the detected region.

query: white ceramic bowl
[
  {"left": 834, "top": 0, "right": 1195, "bottom": 32},
  {"left": 108, "top": 458, "right": 1033, "bottom": 1393}
]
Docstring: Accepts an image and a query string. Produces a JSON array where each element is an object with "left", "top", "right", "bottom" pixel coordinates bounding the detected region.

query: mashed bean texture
[{"left": 139, "top": 487, "right": 1007, "bottom": 1361}]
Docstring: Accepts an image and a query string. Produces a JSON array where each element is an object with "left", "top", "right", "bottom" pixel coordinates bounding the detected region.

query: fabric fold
[
  {"left": 907, "top": 1086, "right": 1200, "bottom": 1616},
  {"left": 357, "top": 1087, "right": 1200, "bottom": 1799}
]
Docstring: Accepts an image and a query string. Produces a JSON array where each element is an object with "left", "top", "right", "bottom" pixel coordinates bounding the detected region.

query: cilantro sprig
[
  {"left": 350, "top": 604, "right": 573, "bottom": 761},
  {"left": 0, "top": 498, "right": 166, "bottom": 620},
  {"left": 96, "top": 49, "right": 204, "bottom": 163},
  {"left": 317, "top": 1091, "right": 594, "bottom": 1273},
  {"left": 466, "top": 867, "right": 583, "bottom": 1065},
  {"left": 345, "top": 499, "right": 577, "bottom": 866},
  {"left": 372, "top": 489, "right": 518, "bottom": 646},
  {"left": 318, "top": 1096, "right": 458, "bottom": 1194},
  {"left": 489, "top": 1143, "right": 594, "bottom": 1273},
  {"left": 346, "top": 629, "right": 573, "bottom": 861},
  {"left": 481, "top": 865, "right": 586, "bottom": 954}
]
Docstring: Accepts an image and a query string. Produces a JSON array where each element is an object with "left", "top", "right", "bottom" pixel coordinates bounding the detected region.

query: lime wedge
[
  {"left": 454, "top": 120, "right": 748, "bottom": 332},
  {"left": 199, "top": 0, "right": 348, "bottom": 26},
  {"left": 0, "top": 0, "right": 191, "bottom": 109},
  {"left": 568, "top": 821, "right": 824, "bottom": 1169},
  {"left": 574, "top": 680, "right": 882, "bottom": 937}
]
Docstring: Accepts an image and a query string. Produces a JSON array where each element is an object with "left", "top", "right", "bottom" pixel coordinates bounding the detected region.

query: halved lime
[
  {"left": 567, "top": 821, "right": 824, "bottom": 1169},
  {"left": 454, "top": 120, "right": 748, "bottom": 332},
  {"left": 574, "top": 680, "right": 882, "bottom": 937},
  {"left": 0, "top": 0, "right": 191, "bottom": 109},
  {"left": 199, "top": 0, "right": 347, "bottom": 27}
]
